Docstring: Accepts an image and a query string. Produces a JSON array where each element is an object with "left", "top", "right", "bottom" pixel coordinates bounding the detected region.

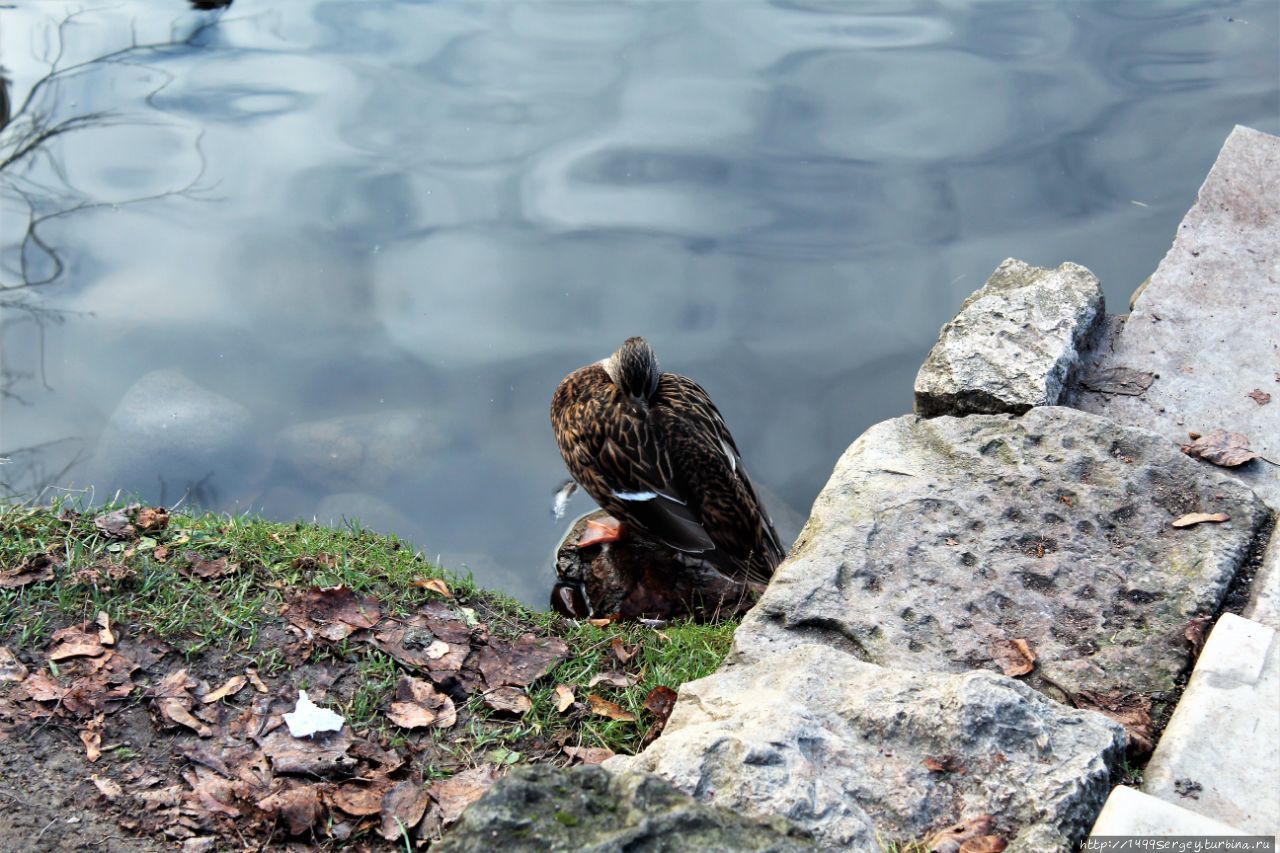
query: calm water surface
[{"left": 2, "top": 1, "right": 1277, "bottom": 604}]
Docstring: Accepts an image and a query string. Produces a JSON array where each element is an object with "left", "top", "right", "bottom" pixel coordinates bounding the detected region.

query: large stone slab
[
  {"left": 276, "top": 409, "right": 443, "bottom": 492},
  {"left": 614, "top": 643, "right": 1124, "bottom": 851},
  {"left": 742, "top": 407, "right": 1270, "bottom": 716},
  {"left": 436, "top": 765, "right": 816, "bottom": 852},
  {"left": 1142, "top": 613, "right": 1280, "bottom": 833},
  {"left": 915, "top": 259, "right": 1104, "bottom": 417},
  {"left": 1088, "top": 786, "right": 1252, "bottom": 837},
  {"left": 1075, "top": 126, "right": 1280, "bottom": 511}
]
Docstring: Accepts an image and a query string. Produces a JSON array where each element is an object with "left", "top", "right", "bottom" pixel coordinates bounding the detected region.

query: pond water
[{"left": 2, "top": 0, "right": 1277, "bottom": 606}]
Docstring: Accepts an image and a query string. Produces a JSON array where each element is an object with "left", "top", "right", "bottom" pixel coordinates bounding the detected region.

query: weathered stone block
[
  {"left": 1142, "top": 613, "right": 1280, "bottom": 833},
  {"left": 615, "top": 643, "right": 1123, "bottom": 851},
  {"left": 1089, "top": 786, "right": 1251, "bottom": 836},
  {"left": 915, "top": 259, "right": 1104, "bottom": 417},
  {"left": 743, "top": 407, "right": 1269, "bottom": 716}
]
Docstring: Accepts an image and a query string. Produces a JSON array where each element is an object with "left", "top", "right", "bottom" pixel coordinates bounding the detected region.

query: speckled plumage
[{"left": 550, "top": 338, "right": 784, "bottom": 584}]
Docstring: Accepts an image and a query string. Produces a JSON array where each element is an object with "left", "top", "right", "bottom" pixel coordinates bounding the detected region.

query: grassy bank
[{"left": 0, "top": 499, "right": 736, "bottom": 848}]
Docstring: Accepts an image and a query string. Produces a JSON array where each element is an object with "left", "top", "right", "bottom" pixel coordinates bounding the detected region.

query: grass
[{"left": 0, "top": 496, "right": 736, "bottom": 757}]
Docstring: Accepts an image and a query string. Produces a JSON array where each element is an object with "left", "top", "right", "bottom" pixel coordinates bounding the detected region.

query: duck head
[{"left": 600, "top": 336, "right": 661, "bottom": 414}]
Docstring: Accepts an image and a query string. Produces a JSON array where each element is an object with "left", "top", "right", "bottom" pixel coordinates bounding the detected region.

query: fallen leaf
[
  {"left": 0, "top": 553, "right": 58, "bottom": 588},
  {"left": 554, "top": 684, "right": 575, "bottom": 713},
  {"left": 1180, "top": 429, "right": 1260, "bottom": 467},
  {"left": 245, "top": 668, "right": 269, "bottom": 693},
  {"left": 282, "top": 689, "right": 345, "bottom": 737},
  {"left": 586, "top": 693, "right": 635, "bottom": 722},
  {"left": 153, "top": 545, "right": 169, "bottom": 562},
  {"left": 586, "top": 617, "right": 613, "bottom": 628},
  {"left": 643, "top": 685, "right": 678, "bottom": 722},
  {"left": 610, "top": 637, "right": 637, "bottom": 665},
  {"left": 258, "top": 784, "right": 323, "bottom": 836},
  {"left": 562, "top": 745, "right": 614, "bottom": 765},
  {"left": 927, "top": 814, "right": 1007, "bottom": 853},
  {"left": 201, "top": 675, "right": 247, "bottom": 704},
  {"left": 80, "top": 715, "right": 104, "bottom": 762},
  {"left": 135, "top": 507, "right": 169, "bottom": 532},
  {"left": 284, "top": 586, "right": 381, "bottom": 641},
  {"left": 413, "top": 577, "right": 452, "bottom": 598},
  {"left": 0, "top": 646, "right": 28, "bottom": 682},
  {"left": 483, "top": 686, "right": 532, "bottom": 716},
  {"left": 922, "top": 755, "right": 966, "bottom": 774},
  {"left": 1078, "top": 367, "right": 1155, "bottom": 396},
  {"left": 379, "top": 780, "right": 429, "bottom": 841},
  {"left": 1183, "top": 615, "right": 1212, "bottom": 657},
  {"left": 1073, "top": 689, "right": 1154, "bottom": 754},
  {"left": 486, "top": 746, "right": 522, "bottom": 766},
  {"left": 90, "top": 774, "right": 124, "bottom": 799},
  {"left": 1171, "top": 512, "right": 1230, "bottom": 528},
  {"left": 1247, "top": 389, "right": 1271, "bottom": 406},
  {"left": 48, "top": 626, "right": 106, "bottom": 662},
  {"left": 587, "top": 671, "right": 636, "bottom": 689},
  {"left": 94, "top": 508, "right": 136, "bottom": 539},
  {"left": 988, "top": 637, "right": 1036, "bottom": 677},
  {"left": 386, "top": 676, "right": 456, "bottom": 730},
  {"left": 95, "top": 611, "right": 115, "bottom": 646},
  {"left": 22, "top": 671, "right": 66, "bottom": 702},
  {"left": 428, "top": 765, "right": 501, "bottom": 826},
  {"left": 476, "top": 633, "right": 569, "bottom": 689},
  {"left": 330, "top": 781, "right": 391, "bottom": 817},
  {"left": 183, "top": 554, "right": 239, "bottom": 580}
]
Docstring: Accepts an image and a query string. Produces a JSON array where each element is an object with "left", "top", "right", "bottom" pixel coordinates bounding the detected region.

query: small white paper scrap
[{"left": 282, "top": 689, "right": 345, "bottom": 737}]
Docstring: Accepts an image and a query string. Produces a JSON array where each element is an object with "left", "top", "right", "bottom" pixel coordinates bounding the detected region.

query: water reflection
[{"left": 1, "top": 0, "right": 1276, "bottom": 605}]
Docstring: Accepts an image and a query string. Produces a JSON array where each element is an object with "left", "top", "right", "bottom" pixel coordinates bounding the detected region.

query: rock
[
  {"left": 84, "top": 369, "right": 259, "bottom": 505},
  {"left": 434, "top": 764, "right": 815, "bottom": 852},
  {"left": 614, "top": 643, "right": 1124, "bottom": 851},
  {"left": 276, "top": 409, "right": 442, "bottom": 492},
  {"left": 313, "top": 492, "right": 420, "bottom": 539},
  {"left": 551, "top": 511, "right": 761, "bottom": 622},
  {"left": 1244, "top": 531, "right": 1280, "bottom": 631},
  {"left": 743, "top": 407, "right": 1269, "bottom": 720},
  {"left": 914, "top": 258, "right": 1104, "bottom": 417},
  {"left": 1075, "top": 126, "right": 1280, "bottom": 511},
  {"left": 1088, "top": 786, "right": 1251, "bottom": 837},
  {"left": 1141, "top": 614, "right": 1279, "bottom": 833}
]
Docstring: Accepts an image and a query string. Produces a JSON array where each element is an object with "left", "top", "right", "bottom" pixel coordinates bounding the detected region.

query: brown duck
[{"left": 550, "top": 337, "right": 784, "bottom": 585}]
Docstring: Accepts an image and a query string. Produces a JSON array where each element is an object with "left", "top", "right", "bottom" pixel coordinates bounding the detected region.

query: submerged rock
[
  {"left": 744, "top": 407, "right": 1269, "bottom": 717},
  {"left": 615, "top": 643, "right": 1124, "bottom": 851},
  {"left": 276, "top": 409, "right": 442, "bottom": 492},
  {"left": 551, "top": 511, "right": 761, "bottom": 622},
  {"left": 84, "top": 369, "right": 260, "bottom": 505},
  {"left": 434, "top": 764, "right": 815, "bottom": 852},
  {"left": 915, "top": 258, "right": 1104, "bottom": 417}
]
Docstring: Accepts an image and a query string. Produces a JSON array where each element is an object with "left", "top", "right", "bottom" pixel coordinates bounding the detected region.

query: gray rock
[
  {"left": 915, "top": 258, "right": 1104, "bottom": 417},
  {"left": 1075, "top": 126, "right": 1280, "bottom": 511},
  {"left": 276, "top": 409, "right": 442, "bottom": 492},
  {"left": 435, "top": 764, "right": 815, "bottom": 853},
  {"left": 313, "top": 492, "right": 419, "bottom": 538},
  {"left": 84, "top": 369, "right": 259, "bottom": 506},
  {"left": 615, "top": 643, "right": 1124, "bottom": 851},
  {"left": 744, "top": 407, "right": 1269, "bottom": 713}
]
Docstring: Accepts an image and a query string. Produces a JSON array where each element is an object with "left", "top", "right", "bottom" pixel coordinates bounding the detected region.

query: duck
[{"left": 550, "top": 337, "right": 784, "bottom": 585}]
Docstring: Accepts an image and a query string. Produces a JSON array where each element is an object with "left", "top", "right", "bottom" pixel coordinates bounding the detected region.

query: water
[{"left": 2, "top": 0, "right": 1276, "bottom": 606}]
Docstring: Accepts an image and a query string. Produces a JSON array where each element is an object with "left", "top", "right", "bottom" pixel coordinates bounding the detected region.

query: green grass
[{"left": 0, "top": 496, "right": 736, "bottom": 758}]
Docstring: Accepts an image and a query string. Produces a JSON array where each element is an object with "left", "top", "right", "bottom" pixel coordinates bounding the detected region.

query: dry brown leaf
[
  {"left": 1073, "top": 689, "right": 1154, "bottom": 755},
  {"left": 386, "top": 676, "right": 456, "bottom": 730},
  {"left": 0, "top": 646, "right": 28, "bottom": 682},
  {"left": 483, "top": 686, "right": 532, "bottom": 716},
  {"left": 1247, "top": 389, "right": 1272, "bottom": 406},
  {"left": 245, "top": 668, "right": 269, "bottom": 693},
  {"left": 95, "top": 611, "right": 116, "bottom": 646},
  {"left": 587, "top": 671, "right": 636, "bottom": 689},
  {"left": 22, "top": 671, "right": 66, "bottom": 702},
  {"left": 643, "top": 685, "right": 678, "bottom": 722},
  {"left": 48, "top": 626, "right": 106, "bottom": 662},
  {"left": 330, "top": 781, "right": 391, "bottom": 817},
  {"left": 927, "top": 814, "right": 1006, "bottom": 853},
  {"left": 378, "top": 779, "right": 429, "bottom": 841},
  {"left": 562, "top": 745, "right": 614, "bottom": 765},
  {"left": 1180, "top": 429, "right": 1260, "bottom": 467},
  {"left": 184, "top": 554, "right": 239, "bottom": 580},
  {"left": 922, "top": 755, "right": 966, "bottom": 774},
  {"left": 201, "top": 675, "right": 247, "bottom": 704},
  {"left": 610, "top": 637, "right": 637, "bottom": 665},
  {"left": 1171, "top": 512, "right": 1230, "bottom": 528},
  {"left": 586, "top": 693, "right": 635, "bottom": 722},
  {"left": 80, "top": 715, "right": 104, "bottom": 762},
  {"left": 476, "top": 633, "right": 569, "bottom": 689},
  {"left": 587, "top": 617, "right": 614, "bottom": 628},
  {"left": 0, "top": 553, "right": 58, "bottom": 589},
  {"left": 413, "top": 577, "right": 452, "bottom": 598},
  {"left": 258, "top": 784, "right": 323, "bottom": 836},
  {"left": 135, "top": 507, "right": 170, "bottom": 531},
  {"left": 90, "top": 774, "right": 124, "bottom": 799},
  {"left": 284, "top": 586, "right": 382, "bottom": 641},
  {"left": 93, "top": 508, "right": 136, "bottom": 539},
  {"left": 1183, "top": 615, "right": 1212, "bottom": 657},
  {"left": 153, "top": 545, "right": 169, "bottom": 562},
  {"left": 152, "top": 669, "right": 213, "bottom": 737},
  {"left": 554, "top": 684, "right": 575, "bottom": 713},
  {"left": 989, "top": 637, "right": 1036, "bottom": 677},
  {"left": 428, "top": 765, "right": 501, "bottom": 826}
]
